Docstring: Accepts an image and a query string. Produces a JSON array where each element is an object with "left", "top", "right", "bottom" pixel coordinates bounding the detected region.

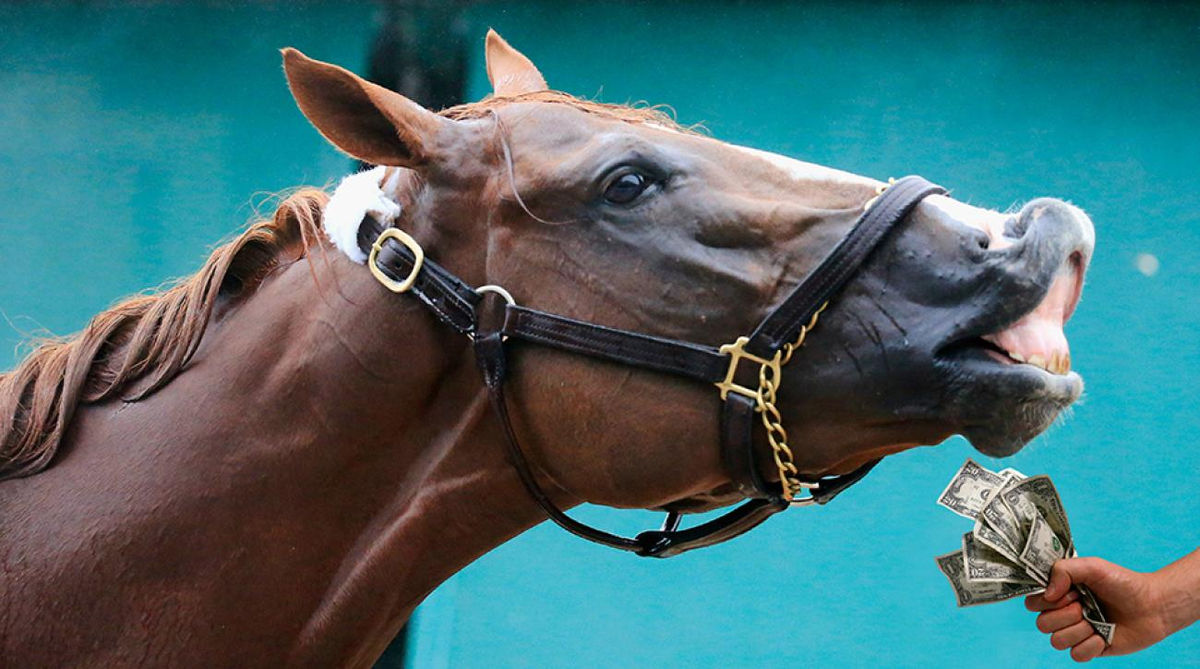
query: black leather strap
[
  {"left": 475, "top": 312, "right": 645, "bottom": 554},
  {"left": 502, "top": 306, "right": 726, "bottom": 383},
  {"left": 810, "top": 458, "right": 881, "bottom": 505},
  {"left": 746, "top": 176, "right": 946, "bottom": 357},
  {"left": 720, "top": 393, "right": 779, "bottom": 501},
  {"left": 635, "top": 498, "right": 788, "bottom": 558}
]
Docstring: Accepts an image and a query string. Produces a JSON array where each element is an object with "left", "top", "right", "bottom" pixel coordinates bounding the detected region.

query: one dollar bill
[{"left": 936, "top": 550, "right": 1043, "bottom": 607}]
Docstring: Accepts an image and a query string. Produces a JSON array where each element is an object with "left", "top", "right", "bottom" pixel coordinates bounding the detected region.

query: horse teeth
[{"left": 996, "top": 346, "right": 1073, "bottom": 374}]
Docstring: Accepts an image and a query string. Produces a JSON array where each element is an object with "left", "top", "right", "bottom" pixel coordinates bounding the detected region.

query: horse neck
[
  {"left": 4, "top": 229, "right": 551, "bottom": 665},
  {"left": 248, "top": 239, "right": 551, "bottom": 659}
]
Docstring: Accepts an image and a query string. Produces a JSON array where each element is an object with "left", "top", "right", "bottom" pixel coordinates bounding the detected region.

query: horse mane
[
  {"left": 439, "top": 89, "right": 702, "bottom": 134},
  {"left": 0, "top": 188, "right": 329, "bottom": 481}
]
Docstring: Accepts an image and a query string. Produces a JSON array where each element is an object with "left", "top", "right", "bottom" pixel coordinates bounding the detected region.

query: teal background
[{"left": 2, "top": 2, "right": 1196, "bottom": 667}]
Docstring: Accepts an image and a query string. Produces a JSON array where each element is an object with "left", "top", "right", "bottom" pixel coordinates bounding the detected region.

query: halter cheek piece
[{"left": 360, "top": 176, "right": 944, "bottom": 558}]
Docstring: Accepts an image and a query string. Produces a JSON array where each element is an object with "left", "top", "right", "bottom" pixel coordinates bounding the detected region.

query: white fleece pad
[{"left": 322, "top": 166, "right": 402, "bottom": 263}]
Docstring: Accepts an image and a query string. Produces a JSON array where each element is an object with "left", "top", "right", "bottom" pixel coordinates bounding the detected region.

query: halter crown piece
[{"left": 360, "top": 176, "right": 944, "bottom": 557}]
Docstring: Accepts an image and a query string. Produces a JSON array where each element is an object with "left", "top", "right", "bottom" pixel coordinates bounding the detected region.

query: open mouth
[{"left": 946, "top": 251, "right": 1086, "bottom": 378}]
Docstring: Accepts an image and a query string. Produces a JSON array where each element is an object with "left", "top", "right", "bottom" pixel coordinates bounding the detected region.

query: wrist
[{"left": 1152, "top": 549, "right": 1200, "bottom": 637}]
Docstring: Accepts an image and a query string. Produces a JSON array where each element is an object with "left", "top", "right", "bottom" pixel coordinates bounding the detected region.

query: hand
[{"left": 1024, "top": 557, "right": 1171, "bottom": 661}]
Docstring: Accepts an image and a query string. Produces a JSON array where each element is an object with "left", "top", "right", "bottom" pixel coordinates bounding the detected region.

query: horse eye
[{"left": 603, "top": 172, "right": 652, "bottom": 205}]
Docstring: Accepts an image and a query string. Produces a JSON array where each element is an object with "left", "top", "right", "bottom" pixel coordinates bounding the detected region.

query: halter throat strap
[{"left": 359, "top": 176, "right": 945, "bottom": 557}]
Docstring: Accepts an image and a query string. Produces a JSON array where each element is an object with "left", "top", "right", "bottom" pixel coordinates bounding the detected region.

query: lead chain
[{"left": 756, "top": 302, "right": 828, "bottom": 501}]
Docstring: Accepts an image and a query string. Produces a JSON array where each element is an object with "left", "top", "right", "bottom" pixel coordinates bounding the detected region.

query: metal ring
[
  {"left": 472, "top": 285, "right": 517, "bottom": 342},
  {"left": 477, "top": 284, "right": 516, "bottom": 306}
]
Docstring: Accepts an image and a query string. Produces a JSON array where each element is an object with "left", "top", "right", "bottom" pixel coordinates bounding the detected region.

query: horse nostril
[{"left": 973, "top": 228, "right": 990, "bottom": 251}]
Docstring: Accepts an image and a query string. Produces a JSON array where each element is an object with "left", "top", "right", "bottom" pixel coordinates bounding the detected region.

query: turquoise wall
[{"left": 2, "top": 2, "right": 1196, "bottom": 667}]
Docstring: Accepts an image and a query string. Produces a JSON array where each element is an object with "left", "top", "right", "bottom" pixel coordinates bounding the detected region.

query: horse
[{"left": 0, "top": 30, "right": 1094, "bottom": 666}]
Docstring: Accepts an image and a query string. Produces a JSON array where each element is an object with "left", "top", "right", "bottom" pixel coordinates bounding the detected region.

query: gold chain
[{"left": 755, "top": 302, "right": 828, "bottom": 501}]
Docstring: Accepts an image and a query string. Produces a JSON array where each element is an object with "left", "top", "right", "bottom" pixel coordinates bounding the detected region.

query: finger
[
  {"left": 1051, "top": 620, "right": 1095, "bottom": 650},
  {"left": 1037, "top": 602, "right": 1083, "bottom": 634},
  {"left": 1047, "top": 557, "right": 1110, "bottom": 600},
  {"left": 1070, "top": 635, "right": 1106, "bottom": 663},
  {"left": 1026, "top": 588, "right": 1080, "bottom": 612}
]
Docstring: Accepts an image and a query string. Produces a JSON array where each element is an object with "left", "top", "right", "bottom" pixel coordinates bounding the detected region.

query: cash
[{"left": 934, "top": 459, "right": 1115, "bottom": 645}]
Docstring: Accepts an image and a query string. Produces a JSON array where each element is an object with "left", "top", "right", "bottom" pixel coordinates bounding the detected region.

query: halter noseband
[{"left": 360, "top": 175, "right": 945, "bottom": 557}]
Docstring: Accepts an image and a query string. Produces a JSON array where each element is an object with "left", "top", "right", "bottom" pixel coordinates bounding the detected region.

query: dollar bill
[
  {"left": 1001, "top": 475, "right": 1073, "bottom": 546},
  {"left": 999, "top": 467, "right": 1027, "bottom": 479},
  {"left": 972, "top": 515, "right": 1026, "bottom": 567},
  {"left": 1078, "top": 585, "right": 1117, "bottom": 644},
  {"left": 935, "top": 550, "right": 1044, "bottom": 607},
  {"left": 977, "top": 476, "right": 1026, "bottom": 553},
  {"left": 1019, "top": 511, "right": 1067, "bottom": 583},
  {"left": 962, "top": 532, "right": 1040, "bottom": 584},
  {"left": 937, "top": 459, "right": 1005, "bottom": 519},
  {"left": 1077, "top": 584, "right": 1106, "bottom": 623},
  {"left": 1086, "top": 617, "right": 1116, "bottom": 645}
]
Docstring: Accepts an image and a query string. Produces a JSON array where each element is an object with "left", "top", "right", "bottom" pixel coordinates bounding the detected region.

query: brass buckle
[
  {"left": 715, "top": 336, "right": 781, "bottom": 402},
  {"left": 368, "top": 228, "right": 425, "bottom": 293}
]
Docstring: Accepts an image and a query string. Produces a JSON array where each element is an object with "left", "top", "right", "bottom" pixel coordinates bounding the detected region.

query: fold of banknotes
[{"left": 934, "top": 459, "right": 1115, "bottom": 645}]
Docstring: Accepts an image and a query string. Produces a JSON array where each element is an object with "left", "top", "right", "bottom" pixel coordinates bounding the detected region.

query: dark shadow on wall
[
  {"left": 357, "top": 0, "right": 469, "bottom": 174},
  {"left": 365, "top": 1, "right": 469, "bottom": 665}
]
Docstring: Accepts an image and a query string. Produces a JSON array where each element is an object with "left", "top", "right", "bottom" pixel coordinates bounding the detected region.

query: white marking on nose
[
  {"left": 922, "top": 194, "right": 1014, "bottom": 249},
  {"left": 728, "top": 143, "right": 881, "bottom": 187},
  {"left": 726, "top": 144, "right": 1018, "bottom": 244}
]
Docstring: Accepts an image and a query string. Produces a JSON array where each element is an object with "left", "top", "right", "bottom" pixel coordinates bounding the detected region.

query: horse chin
[{"left": 947, "top": 346, "right": 1084, "bottom": 457}]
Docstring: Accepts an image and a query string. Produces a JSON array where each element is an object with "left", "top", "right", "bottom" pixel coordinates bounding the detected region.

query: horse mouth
[
  {"left": 953, "top": 252, "right": 1083, "bottom": 372},
  {"left": 939, "top": 251, "right": 1087, "bottom": 455}
]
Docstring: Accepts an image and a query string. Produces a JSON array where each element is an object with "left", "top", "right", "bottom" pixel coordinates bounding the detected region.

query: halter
[{"left": 360, "top": 175, "right": 945, "bottom": 557}]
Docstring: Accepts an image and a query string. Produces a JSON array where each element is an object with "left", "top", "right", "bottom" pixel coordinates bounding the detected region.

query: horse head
[{"left": 282, "top": 31, "right": 1094, "bottom": 513}]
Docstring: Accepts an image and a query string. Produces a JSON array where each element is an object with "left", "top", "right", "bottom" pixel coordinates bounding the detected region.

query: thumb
[{"left": 1047, "top": 557, "right": 1108, "bottom": 600}]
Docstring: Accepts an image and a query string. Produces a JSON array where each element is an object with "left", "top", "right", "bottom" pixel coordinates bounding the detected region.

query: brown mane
[
  {"left": 440, "top": 89, "right": 702, "bottom": 134},
  {"left": 0, "top": 189, "right": 329, "bottom": 481}
]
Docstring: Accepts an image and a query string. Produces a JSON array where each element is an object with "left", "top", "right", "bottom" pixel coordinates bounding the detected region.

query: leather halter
[{"left": 359, "top": 175, "right": 945, "bottom": 558}]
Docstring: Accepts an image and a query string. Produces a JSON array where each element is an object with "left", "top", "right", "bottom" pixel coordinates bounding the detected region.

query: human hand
[{"left": 1024, "top": 557, "right": 1171, "bottom": 661}]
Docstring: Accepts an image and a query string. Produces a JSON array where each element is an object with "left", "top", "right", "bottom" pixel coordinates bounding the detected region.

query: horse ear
[
  {"left": 485, "top": 29, "right": 548, "bottom": 97},
  {"left": 282, "top": 48, "right": 451, "bottom": 167}
]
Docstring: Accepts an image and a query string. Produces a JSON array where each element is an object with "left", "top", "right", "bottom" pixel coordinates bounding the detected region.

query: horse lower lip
[{"left": 946, "top": 339, "right": 1072, "bottom": 377}]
